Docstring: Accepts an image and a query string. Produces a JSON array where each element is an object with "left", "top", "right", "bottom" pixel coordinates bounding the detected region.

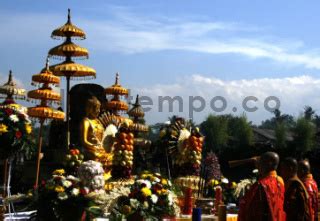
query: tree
[
  {"left": 259, "top": 109, "right": 295, "bottom": 129},
  {"left": 293, "top": 117, "right": 316, "bottom": 157},
  {"left": 200, "top": 114, "right": 229, "bottom": 153},
  {"left": 228, "top": 115, "right": 253, "bottom": 151},
  {"left": 275, "top": 121, "right": 287, "bottom": 150},
  {"left": 304, "top": 106, "right": 315, "bottom": 121}
]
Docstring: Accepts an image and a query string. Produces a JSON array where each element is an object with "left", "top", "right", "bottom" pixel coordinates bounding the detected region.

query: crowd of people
[{"left": 238, "top": 152, "right": 318, "bottom": 221}]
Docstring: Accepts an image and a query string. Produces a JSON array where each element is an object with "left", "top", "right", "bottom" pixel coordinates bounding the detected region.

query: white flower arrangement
[
  {"left": 234, "top": 179, "right": 256, "bottom": 199},
  {"left": 9, "top": 114, "right": 19, "bottom": 122},
  {"left": 71, "top": 188, "right": 80, "bottom": 196},
  {"left": 62, "top": 180, "right": 73, "bottom": 188},
  {"left": 136, "top": 179, "right": 152, "bottom": 189},
  {"left": 221, "top": 177, "right": 229, "bottom": 184},
  {"left": 78, "top": 160, "right": 105, "bottom": 191},
  {"left": 151, "top": 194, "right": 158, "bottom": 204}
]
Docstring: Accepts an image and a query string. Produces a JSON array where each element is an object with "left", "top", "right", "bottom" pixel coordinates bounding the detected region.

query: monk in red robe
[
  {"left": 280, "top": 157, "right": 310, "bottom": 221},
  {"left": 238, "top": 152, "right": 286, "bottom": 221},
  {"left": 298, "top": 160, "right": 318, "bottom": 221}
]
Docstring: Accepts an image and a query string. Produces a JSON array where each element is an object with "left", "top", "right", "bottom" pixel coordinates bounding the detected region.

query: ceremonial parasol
[
  {"left": 0, "top": 70, "right": 26, "bottom": 199},
  {"left": 27, "top": 59, "right": 65, "bottom": 188},
  {"left": 104, "top": 73, "right": 130, "bottom": 124},
  {"left": 0, "top": 70, "right": 26, "bottom": 111},
  {"left": 48, "top": 9, "right": 96, "bottom": 148}
]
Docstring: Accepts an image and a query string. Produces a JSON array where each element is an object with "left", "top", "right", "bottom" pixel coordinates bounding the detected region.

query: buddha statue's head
[{"left": 85, "top": 96, "right": 101, "bottom": 119}]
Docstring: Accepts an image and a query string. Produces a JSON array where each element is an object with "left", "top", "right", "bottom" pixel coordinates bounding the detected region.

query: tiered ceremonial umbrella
[
  {"left": 128, "top": 95, "right": 148, "bottom": 135},
  {"left": 105, "top": 73, "right": 130, "bottom": 124},
  {"left": 28, "top": 59, "right": 64, "bottom": 188},
  {"left": 48, "top": 9, "right": 96, "bottom": 147},
  {"left": 0, "top": 70, "right": 26, "bottom": 111}
]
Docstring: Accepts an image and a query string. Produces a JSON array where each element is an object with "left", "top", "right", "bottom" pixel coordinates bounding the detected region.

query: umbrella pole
[
  {"left": 3, "top": 159, "right": 8, "bottom": 197},
  {"left": 66, "top": 76, "right": 70, "bottom": 149},
  {"left": 35, "top": 119, "right": 44, "bottom": 189}
]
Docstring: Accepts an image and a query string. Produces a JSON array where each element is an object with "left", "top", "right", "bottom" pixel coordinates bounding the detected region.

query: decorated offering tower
[
  {"left": 128, "top": 94, "right": 149, "bottom": 135},
  {"left": 158, "top": 117, "right": 204, "bottom": 193},
  {"left": 127, "top": 95, "right": 150, "bottom": 173},
  {"left": 48, "top": 9, "right": 96, "bottom": 147},
  {"left": 27, "top": 59, "right": 65, "bottom": 187}
]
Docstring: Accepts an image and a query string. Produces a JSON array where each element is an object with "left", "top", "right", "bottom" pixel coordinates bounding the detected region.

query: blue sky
[{"left": 1, "top": 0, "right": 320, "bottom": 124}]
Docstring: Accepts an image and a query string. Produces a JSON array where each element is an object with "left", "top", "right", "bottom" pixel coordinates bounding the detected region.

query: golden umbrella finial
[
  {"left": 28, "top": 58, "right": 64, "bottom": 188},
  {"left": 115, "top": 72, "right": 119, "bottom": 85},
  {"left": 67, "top": 8, "right": 71, "bottom": 23}
]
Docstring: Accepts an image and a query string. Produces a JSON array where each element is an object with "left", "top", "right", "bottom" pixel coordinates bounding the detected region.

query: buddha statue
[{"left": 80, "top": 96, "right": 112, "bottom": 168}]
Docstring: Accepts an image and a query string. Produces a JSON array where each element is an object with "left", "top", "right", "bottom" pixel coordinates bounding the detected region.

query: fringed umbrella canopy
[
  {"left": 48, "top": 41, "right": 89, "bottom": 59},
  {"left": 105, "top": 73, "right": 129, "bottom": 96},
  {"left": 49, "top": 61, "right": 96, "bottom": 79},
  {"left": 130, "top": 123, "right": 149, "bottom": 133},
  {"left": 27, "top": 88, "right": 61, "bottom": 102},
  {"left": 28, "top": 106, "right": 65, "bottom": 120},
  {"left": 32, "top": 70, "right": 60, "bottom": 86},
  {"left": 106, "top": 100, "right": 129, "bottom": 112},
  {"left": 51, "top": 9, "right": 86, "bottom": 40},
  {"left": 0, "top": 70, "right": 25, "bottom": 100}
]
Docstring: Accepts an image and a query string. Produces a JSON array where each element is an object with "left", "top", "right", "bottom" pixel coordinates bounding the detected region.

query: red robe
[
  {"left": 238, "top": 171, "right": 286, "bottom": 221},
  {"left": 302, "top": 174, "right": 318, "bottom": 221}
]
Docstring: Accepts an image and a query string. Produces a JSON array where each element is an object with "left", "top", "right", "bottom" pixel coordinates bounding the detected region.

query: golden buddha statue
[{"left": 80, "top": 96, "right": 112, "bottom": 168}]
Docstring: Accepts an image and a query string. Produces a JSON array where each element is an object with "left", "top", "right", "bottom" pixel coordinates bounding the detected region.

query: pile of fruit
[
  {"left": 111, "top": 130, "right": 134, "bottom": 179},
  {"left": 64, "top": 148, "right": 84, "bottom": 172},
  {"left": 174, "top": 130, "right": 204, "bottom": 176}
]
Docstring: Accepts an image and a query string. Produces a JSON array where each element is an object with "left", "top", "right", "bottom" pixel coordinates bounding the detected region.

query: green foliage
[
  {"left": 259, "top": 109, "right": 295, "bottom": 129},
  {"left": 200, "top": 114, "right": 253, "bottom": 153},
  {"left": 293, "top": 117, "right": 316, "bottom": 155},
  {"left": 200, "top": 114, "right": 229, "bottom": 152},
  {"left": 275, "top": 122, "right": 287, "bottom": 150},
  {"left": 228, "top": 115, "right": 253, "bottom": 150}
]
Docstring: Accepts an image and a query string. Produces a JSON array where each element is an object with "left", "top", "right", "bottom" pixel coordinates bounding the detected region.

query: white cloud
[{"left": 130, "top": 74, "right": 320, "bottom": 125}]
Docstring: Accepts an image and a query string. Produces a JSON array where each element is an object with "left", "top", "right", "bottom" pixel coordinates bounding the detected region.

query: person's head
[
  {"left": 280, "top": 157, "right": 298, "bottom": 181},
  {"left": 298, "top": 159, "right": 311, "bottom": 178},
  {"left": 258, "top": 151, "right": 280, "bottom": 176},
  {"left": 85, "top": 96, "right": 101, "bottom": 119}
]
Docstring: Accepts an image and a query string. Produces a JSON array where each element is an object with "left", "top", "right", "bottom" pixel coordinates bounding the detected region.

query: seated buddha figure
[{"left": 80, "top": 96, "right": 112, "bottom": 168}]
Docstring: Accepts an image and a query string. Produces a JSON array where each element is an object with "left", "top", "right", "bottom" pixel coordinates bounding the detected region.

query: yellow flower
[
  {"left": 231, "top": 182, "right": 237, "bottom": 189},
  {"left": 53, "top": 169, "right": 65, "bottom": 175},
  {"left": 141, "top": 187, "right": 152, "bottom": 197},
  {"left": 25, "top": 124, "right": 32, "bottom": 134},
  {"left": 55, "top": 186, "right": 65, "bottom": 193},
  {"left": 161, "top": 178, "right": 168, "bottom": 186},
  {"left": 0, "top": 124, "right": 8, "bottom": 134},
  {"left": 160, "top": 189, "right": 168, "bottom": 195}
]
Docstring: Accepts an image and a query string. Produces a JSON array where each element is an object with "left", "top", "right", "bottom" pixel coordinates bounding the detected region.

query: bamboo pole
[
  {"left": 3, "top": 159, "right": 8, "bottom": 197},
  {"left": 34, "top": 119, "right": 44, "bottom": 188}
]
